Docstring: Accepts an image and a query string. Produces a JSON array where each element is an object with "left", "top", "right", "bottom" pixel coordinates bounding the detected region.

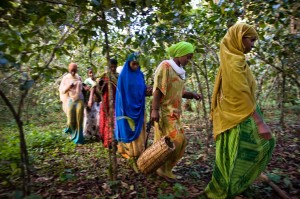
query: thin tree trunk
[
  {"left": 17, "top": 90, "right": 31, "bottom": 196},
  {"left": 261, "top": 76, "right": 278, "bottom": 106},
  {"left": 256, "top": 66, "right": 268, "bottom": 101},
  {"left": 203, "top": 58, "right": 212, "bottom": 113},
  {"left": 279, "top": 62, "right": 286, "bottom": 128},
  {"left": 102, "top": 11, "right": 117, "bottom": 181},
  {"left": 189, "top": 75, "right": 200, "bottom": 115},
  {"left": 202, "top": 59, "right": 213, "bottom": 144},
  {"left": 0, "top": 90, "right": 31, "bottom": 196},
  {"left": 192, "top": 62, "right": 210, "bottom": 154}
]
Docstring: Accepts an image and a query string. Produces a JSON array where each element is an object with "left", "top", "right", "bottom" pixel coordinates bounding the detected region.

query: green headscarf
[{"left": 166, "top": 41, "right": 194, "bottom": 58}]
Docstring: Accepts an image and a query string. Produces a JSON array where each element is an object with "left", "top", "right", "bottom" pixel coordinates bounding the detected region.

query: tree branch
[
  {"left": 255, "top": 52, "right": 300, "bottom": 88},
  {"left": 0, "top": 71, "right": 19, "bottom": 84},
  {"left": 17, "top": 90, "right": 29, "bottom": 119},
  {"left": 34, "top": 0, "right": 84, "bottom": 9},
  {"left": 44, "top": 24, "right": 82, "bottom": 68},
  {"left": 0, "top": 89, "right": 19, "bottom": 123},
  {"left": 34, "top": 0, "right": 104, "bottom": 18}
]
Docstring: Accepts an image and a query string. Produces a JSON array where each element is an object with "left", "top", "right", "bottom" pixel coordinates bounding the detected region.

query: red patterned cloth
[{"left": 99, "top": 74, "right": 117, "bottom": 148}]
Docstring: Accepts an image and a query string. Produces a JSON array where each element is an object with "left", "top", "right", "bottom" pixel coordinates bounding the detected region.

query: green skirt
[
  {"left": 205, "top": 109, "right": 275, "bottom": 198},
  {"left": 64, "top": 99, "right": 84, "bottom": 144}
]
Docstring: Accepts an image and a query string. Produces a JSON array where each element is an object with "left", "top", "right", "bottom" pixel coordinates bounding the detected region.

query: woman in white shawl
[{"left": 59, "top": 63, "right": 84, "bottom": 144}]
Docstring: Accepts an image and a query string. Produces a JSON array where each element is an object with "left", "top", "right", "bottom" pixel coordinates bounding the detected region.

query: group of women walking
[
  {"left": 59, "top": 59, "right": 119, "bottom": 146},
  {"left": 59, "top": 22, "right": 275, "bottom": 198}
]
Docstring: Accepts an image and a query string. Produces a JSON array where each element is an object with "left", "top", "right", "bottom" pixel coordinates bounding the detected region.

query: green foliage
[
  {"left": 25, "top": 126, "right": 73, "bottom": 153},
  {"left": 20, "top": 79, "right": 34, "bottom": 91},
  {"left": 24, "top": 194, "right": 43, "bottom": 199},
  {"left": 0, "top": 124, "right": 74, "bottom": 186},
  {"left": 245, "top": 0, "right": 300, "bottom": 93},
  {"left": 59, "top": 169, "right": 76, "bottom": 182},
  {"left": 267, "top": 173, "right": 281, "bottom": 183},
  {"left": 157, "top": 183, "right": 189, "bottom": 198},
  {"left": 190, "top": 170, "right": 201, "bottom": 180},
  {"left": 0, "top": 132, "right": 20, "bottom": 162},
  {"left": 159, "top": 181, "right": 169, "bottom": 189},
  {"left": 0, "top": 131, "right": 22, "bottom": 182},
  {"left": 9, "top": 188, "right": 44, "bottom": 199},
  {"left": 172, "top": 183, "right": 189, "bottom": 198},
  {"left": 158, "top": 191, "right": 174, "bottom": 199},
  {"left": 283, "top": 176, "right": 292, "bottom": 188}
]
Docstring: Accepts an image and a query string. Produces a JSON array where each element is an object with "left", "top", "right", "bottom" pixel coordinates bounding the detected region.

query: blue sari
[{"left": 115, "top": 54, "right": 146, "bottom": 143}]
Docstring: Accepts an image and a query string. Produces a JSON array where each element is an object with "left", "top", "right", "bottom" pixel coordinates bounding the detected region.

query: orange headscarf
[{"left": 211, "top": 23, "right": 258, "bottom": 139}]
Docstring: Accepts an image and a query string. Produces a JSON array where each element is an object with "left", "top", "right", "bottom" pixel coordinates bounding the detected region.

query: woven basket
[{"left": 137, "top": 136, "right": 175, "bottom": 174}]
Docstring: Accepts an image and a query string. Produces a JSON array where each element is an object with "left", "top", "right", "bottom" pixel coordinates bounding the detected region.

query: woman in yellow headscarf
[
  {"left": 151, "top": 41, "right": 201, "bottom": 181},
  {"left": 204, "top": 23, "right": 275, "bottom": 198}
]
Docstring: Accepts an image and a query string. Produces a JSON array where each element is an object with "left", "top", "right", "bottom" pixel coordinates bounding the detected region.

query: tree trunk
[
  {"left": 203, "top": 58, "right": 212, "bottom": 112},
  {"left": 279, "top": 62, "right": 286, "bottom": 128},
  {"left": 256, "top": 66, "right": 270, "bottom": 101},
  {"left": 102, "top": 11, "right": 117, "bottom": 181},
  {"left": 202, "top": 59, "right": 213, "bottom": 144},
  {"left": 0, "top": 90, "right": 31, "bottom": 196},
  {"left": 192, "top": 62, "right": 210, "bottom": 154},
  {"left": 261, "top": 76, "right": 278, "bottom": 107}
]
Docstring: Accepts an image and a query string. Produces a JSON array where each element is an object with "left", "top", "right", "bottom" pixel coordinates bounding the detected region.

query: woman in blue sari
[{"left": 115, "top": 53, "right": 151, "bottom": 159}]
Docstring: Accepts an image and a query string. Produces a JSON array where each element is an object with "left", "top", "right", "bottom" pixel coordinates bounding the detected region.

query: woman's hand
[
  {"left": 151, "top": 109, "right": 160, "bottom": 122},
  {"left": 65, "top": 82, "right": 75, "bottom": 93},
  {"left": 192, "top": 93, "right": 202, "bottom": 100},
  {"left": 252, "top": 111, "right": 272, "bottom": 140},
  {"left": 69, "top": 82, "right": 75, "bottom": 89},
  {"left": 151, "top": 89, "right": 162, "bottom": 122},
  {"left": 84, "top": 85, "right": 91, "bottom": 91},
  {"left": 146, "top": 86, "right": 153, "bottom": 96},
  {"left": 182, "top": 91, "right": 202, "bottom": 100},
  {"left": 257, "top": 122, "right": 272, "bottom": 140},
  {"left": 88, "top": 100, "right": 93, "bottom": 108}
]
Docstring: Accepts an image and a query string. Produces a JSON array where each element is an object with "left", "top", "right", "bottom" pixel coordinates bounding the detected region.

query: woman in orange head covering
[
  {"left": 204, "top": 23, "right": 275, "bottom": 198},
  {"left": 59, "top": 63, "right": 84, "bottom": 144}
]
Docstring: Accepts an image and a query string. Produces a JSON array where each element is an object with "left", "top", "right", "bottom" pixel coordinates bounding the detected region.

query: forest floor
[{"left": 0, "top": 107, "right": 299, "bottom": 199}]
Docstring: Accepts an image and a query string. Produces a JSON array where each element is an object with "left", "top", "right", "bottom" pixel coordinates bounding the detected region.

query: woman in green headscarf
[
  {"left": 151, "top": 41, "right": 201, "bottom": 181},
  {"left": 204, "top": 23, "right": 275, "bottom": 198}
]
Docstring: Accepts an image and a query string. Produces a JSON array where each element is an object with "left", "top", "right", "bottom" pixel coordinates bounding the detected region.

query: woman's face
[
  {"left": 110, "top": 63, "right": 117, "bottom": 73},
  {"left": 178, "top": 53, "right": 193, "bottom": 67},
  {"left": 69, "top": 65, "right": 77, "bottom": 76},
  {"left": 242, "top": 37, "right": 257, "bottom": 54},
  {"left": 88, "top": 70, "right": 94, "bottom": 79},
  {"left": 129, "top": 61, "right": 139, "bottom": 71}
]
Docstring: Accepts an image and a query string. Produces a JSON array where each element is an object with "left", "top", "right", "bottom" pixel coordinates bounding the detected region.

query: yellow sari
[
  {"left": 211, "top": 23, "right": 258, "bottom": 139},
  {"left": 206, "top": 23, "right": 275, "bottom": 198}
]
